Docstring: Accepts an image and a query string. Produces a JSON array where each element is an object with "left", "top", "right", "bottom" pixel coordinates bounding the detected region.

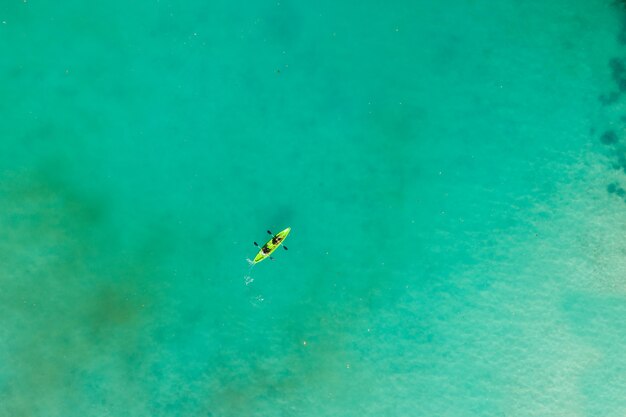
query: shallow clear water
[{"left": 2, "top": 0, "right": 626, "bottom": 416}]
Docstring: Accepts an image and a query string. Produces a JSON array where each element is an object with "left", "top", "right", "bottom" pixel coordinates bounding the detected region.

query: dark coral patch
[
  {"left": 608, "top": 183, "right": 617, "bottom": 193},
  {"left": 607, "top": 182, "right": 626, "bottom": 198},
  {"left": 610, "top": 58, "right": 626, "bottom": 92},
  {"left": 600, "top": 92, "right": 620, "bottom": 106},
  {"left": 601, "top": 130, "right": 619, "bottom": 145}
]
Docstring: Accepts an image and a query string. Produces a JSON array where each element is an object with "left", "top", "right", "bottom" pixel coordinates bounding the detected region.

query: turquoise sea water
[{"left": 2, "top": 0, "right": 626, "bottom": 416}]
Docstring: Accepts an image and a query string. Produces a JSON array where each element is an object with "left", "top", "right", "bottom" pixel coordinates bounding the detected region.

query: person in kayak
[
  {"left": 254, "top": 242, "right": 273, "bottom": 254},
  {"left": 265, "top": 230, "right": 288, "bottom": 249}
]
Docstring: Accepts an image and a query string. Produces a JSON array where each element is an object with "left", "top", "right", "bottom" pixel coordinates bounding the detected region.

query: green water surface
[{"left": 2, "top": 1, "right": 626, "bottom": 416}]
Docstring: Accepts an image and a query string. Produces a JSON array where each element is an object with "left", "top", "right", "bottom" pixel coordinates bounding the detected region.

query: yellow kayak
[{"left": 252, "top": 227, "right": 291, "bottom": 263}]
